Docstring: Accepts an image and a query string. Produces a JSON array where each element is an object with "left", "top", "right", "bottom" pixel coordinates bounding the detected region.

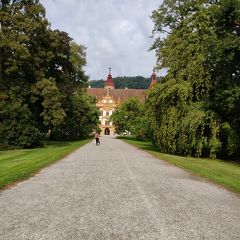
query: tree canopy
[
  {"left": 146, "top": 0, "right": 240, "bottom": 159},
  {"left": 111, "top": 97, "right": 149, "bottom": 140},
  {"left": 0, "top": 0, "right": 99, "bottom": 149}
]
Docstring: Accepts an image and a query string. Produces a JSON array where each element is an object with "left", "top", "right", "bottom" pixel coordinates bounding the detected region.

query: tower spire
[
  {"left": 104, "top": 67, "right": 115, "bottom": 89},
  {"left": 149, "top": 67, "right": 157, "bottom": 89}
]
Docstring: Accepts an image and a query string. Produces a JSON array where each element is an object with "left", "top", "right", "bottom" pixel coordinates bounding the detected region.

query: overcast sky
[{"left": 40, "top": 0, "right": 162, "bottom": 80}]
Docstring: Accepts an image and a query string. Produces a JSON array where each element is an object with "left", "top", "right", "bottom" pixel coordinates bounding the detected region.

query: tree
[
  {"left": 31, "top": 78, "right": 66, "bottom": 136},
  {"left": 208, "top": 0, "right": 240, "bottom": 158},
  {"left": 52, "top": 91, "right": 100, "bottom": 140},
  {"left": 0, "top": 0, "right": 51, "bottom": 148},
  {"left": 0, "top": 0, "right": 98, "bottom": 148},
  {"left": 148, "top": 0, "right": 240, "bottom": 158},
  {"left": 111, "top": 97, "right": 148, "bottom": 139},
  {"left": 0, "top": 87, "right": 42, "bottom": 149}
]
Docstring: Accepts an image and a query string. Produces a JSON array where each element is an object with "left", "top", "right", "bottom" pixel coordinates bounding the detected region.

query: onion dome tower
[
  {"left": 104, "top": 68, "right": 115, "bottom": 89},
  {"left": 149, "top": 68, "right": 157, "bottom": 88}
]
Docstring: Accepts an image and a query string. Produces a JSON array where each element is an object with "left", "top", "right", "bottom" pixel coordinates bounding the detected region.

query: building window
[
  {"left": 106, "top": 111, "right": 109, "bottom": 116},
  {"left": 105, "top": 121, "right": 110, "bottom": 126}
]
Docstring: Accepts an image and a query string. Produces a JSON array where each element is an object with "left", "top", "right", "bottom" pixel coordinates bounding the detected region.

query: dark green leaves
[{"left": 0, "top": 0, "right": 98, "bottom": 148}]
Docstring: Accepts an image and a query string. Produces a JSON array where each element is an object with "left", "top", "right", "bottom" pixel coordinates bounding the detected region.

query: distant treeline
[{"left": 89, "top": 76, "right": 161, "bottom": 89}]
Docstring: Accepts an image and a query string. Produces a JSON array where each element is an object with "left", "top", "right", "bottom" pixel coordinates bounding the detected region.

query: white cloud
[{"left": 40, "top": 0, "right": 162, "bottom": 79}]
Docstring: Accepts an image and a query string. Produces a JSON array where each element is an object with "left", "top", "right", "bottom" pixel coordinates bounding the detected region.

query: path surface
[{"left": 0, "top": 136, "right": 240, "bottom": 240}]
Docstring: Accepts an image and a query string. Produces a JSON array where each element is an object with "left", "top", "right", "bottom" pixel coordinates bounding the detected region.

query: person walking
[{"left": 95, "top": 132, "right": 100, "bottom": 146}]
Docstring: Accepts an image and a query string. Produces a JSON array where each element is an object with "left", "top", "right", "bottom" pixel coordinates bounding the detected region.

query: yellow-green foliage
[
  {"left": 149, "top": 0, "right": 240, "bottom": 159},
  {"left": 177, "top": 107, "right": 221, "bottom": 158},
  {"left": 147, "top": 82, "right": 221, "bottom": 158}
]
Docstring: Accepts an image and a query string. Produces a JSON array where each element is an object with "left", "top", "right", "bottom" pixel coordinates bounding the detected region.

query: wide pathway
[{"left": 0, "top": 136, "right": 240, "bottom": 240}]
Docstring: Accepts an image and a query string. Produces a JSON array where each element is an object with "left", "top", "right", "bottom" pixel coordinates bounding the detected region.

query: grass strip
[
  {"left": 119, "top": 136, "right": 240, "bottom": 193},
  {"left": 0, "top": 139, "right": 91, "bottom": 190}
]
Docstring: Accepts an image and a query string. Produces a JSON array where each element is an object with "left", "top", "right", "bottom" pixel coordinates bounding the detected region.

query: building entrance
[{"left": 104, "top": 128, "right": 110, "bottom": 135}]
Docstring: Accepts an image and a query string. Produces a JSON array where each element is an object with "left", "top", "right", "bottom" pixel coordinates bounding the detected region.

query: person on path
[{"left": 95, "top": 132, "right": 100, "bottom": 146}]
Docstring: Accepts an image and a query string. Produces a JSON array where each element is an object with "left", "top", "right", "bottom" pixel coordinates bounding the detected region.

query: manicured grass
[
  {"left": 0, "top": 139, "right": 91, "bottom": 190},
  {"left": 119, "top": 136, "right": 240, "bottom": 193}
]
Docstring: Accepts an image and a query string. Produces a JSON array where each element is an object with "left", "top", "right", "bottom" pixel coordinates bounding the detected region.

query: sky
[{"left": 40, "top": 0, "right": 162, "bottom": 80}]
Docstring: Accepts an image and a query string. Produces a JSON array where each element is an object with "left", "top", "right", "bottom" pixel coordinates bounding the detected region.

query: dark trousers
[{"left": 95, "top": 138, "right": 100, "bottom": 145}]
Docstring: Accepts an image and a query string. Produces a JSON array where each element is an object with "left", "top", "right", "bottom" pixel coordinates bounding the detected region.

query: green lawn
[
  {"left": 0, "top": 139, "right": 91, "bottom": 190},
  {"left": 119, "top": 136, "right": 240, "bottom": 193}
]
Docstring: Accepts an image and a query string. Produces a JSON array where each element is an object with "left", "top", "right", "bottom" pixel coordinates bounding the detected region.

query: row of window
[{"left": 101, "top": 111, "right": 113, "bottom": 116}]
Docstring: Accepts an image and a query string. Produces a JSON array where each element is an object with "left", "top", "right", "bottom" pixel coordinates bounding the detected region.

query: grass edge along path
[
  {"left": 0, "top": 139, "right": 91, "bottom": 191},
  {"left": 119, "top": 136, "right": 240, "bottom": 194}
]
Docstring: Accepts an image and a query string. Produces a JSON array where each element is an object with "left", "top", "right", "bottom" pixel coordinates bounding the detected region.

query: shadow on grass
[
  {"left": 138, "top": 143, "right": 160, "bottom": 152},
  {"left": 43, "top": 141, "right": 72, "bottom": 148},
  {"left": 117, "top": 136, "right": 160, "bottom": 152},
  {"left": 43, "top": 139, "right": 92, "bottom": 148}
]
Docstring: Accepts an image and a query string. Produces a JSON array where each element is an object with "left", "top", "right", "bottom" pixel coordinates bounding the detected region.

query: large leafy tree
[
  {"left": 209, "top": 0, "right": 240, "bottom": 157},
  {"left": 148, "top": 0, "right": 240, "bottom": 158},
  {"left": 0, "top": 0, "right": 98, "bottom": 148},
  {"left": 0, "top": 0, "right": 50, "bottom": 148}
]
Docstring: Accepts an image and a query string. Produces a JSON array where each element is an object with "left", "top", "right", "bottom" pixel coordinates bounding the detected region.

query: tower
[
  {"left": 149, "top": 67, "right": 157, "bottom": 88},
  {"left": 104, "top": 68, "right": 115, "bottom": 89}
]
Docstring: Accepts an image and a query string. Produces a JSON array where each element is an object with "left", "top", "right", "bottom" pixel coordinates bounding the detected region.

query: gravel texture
[{"left": 0, "top": 136, "right": 240, "bottom": 240}]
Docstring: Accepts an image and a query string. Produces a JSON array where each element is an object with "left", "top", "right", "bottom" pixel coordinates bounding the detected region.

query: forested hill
[{"left": 88, "top": 76, "right": 161, "bottom": 89}]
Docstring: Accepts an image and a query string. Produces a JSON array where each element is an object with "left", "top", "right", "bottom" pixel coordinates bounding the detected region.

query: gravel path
[{"left": 0, "top": 136, "right": 240, "bottom": 240}]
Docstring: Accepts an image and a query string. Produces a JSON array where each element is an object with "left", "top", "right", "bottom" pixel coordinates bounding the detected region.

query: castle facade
[{"left": 87, "top": 68, "right": 157, "bottom": 135}]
